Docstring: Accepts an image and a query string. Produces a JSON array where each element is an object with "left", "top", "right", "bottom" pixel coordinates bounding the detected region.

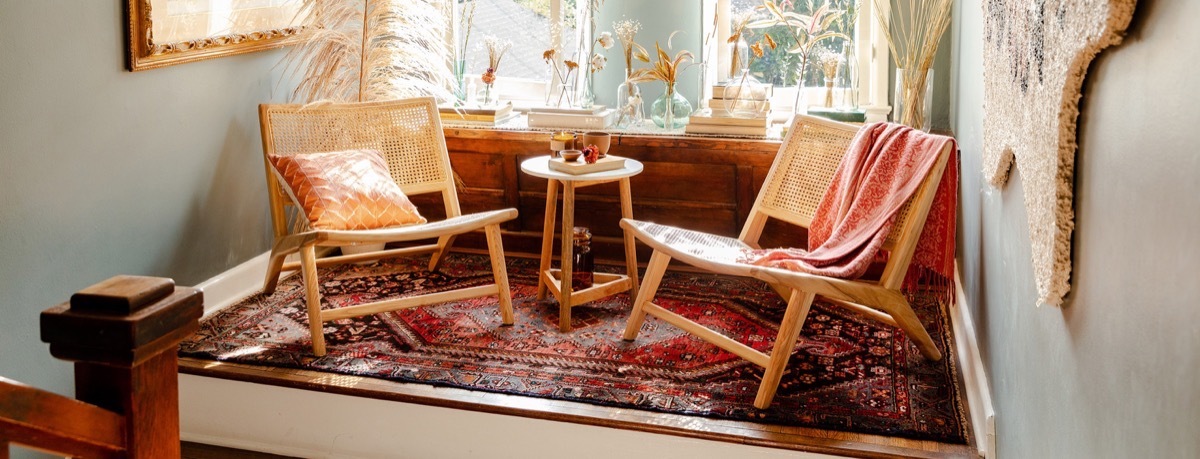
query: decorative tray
[{"left": 546, "top": 155, "right": 627, "bottom": 175}]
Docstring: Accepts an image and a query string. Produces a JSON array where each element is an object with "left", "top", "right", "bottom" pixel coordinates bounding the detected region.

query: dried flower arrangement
[
  {"left": 874, "top": 0, "right": 952, "bottom": 129},
  {"left": 749, "top": 0, "right": 848, "bottom": 113},
  {"left": 285, "top": 0, "right": 453, "bottom": 103},
  {"left": 481, "top": 36, "right": 512, "bottom": 85},
  {"left": 627, "top": 33, "right": 694, "bottom": 91},
  {"left": 815, "top": 47, "right": 844, "bottom": 106}
]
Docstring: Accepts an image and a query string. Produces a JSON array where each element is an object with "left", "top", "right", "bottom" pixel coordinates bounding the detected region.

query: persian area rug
[{"left": 180, "top": 254, "right": 968, "bottom": 443}]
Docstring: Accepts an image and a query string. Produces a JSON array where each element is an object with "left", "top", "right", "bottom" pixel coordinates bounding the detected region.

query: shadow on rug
[{"left": 181, "top": 253, "right": 967, "bottom": 443}]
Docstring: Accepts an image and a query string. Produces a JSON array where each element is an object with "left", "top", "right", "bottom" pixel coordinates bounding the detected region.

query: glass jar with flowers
[
  {"left": 815, "top": 47, "right": 844, "bottom": 108},
  {"left": 613, "top": 19, "right": 648, "bottom": 127},
  {"left": 452, "top": 1, "right": 477, "bottom": 103},
  {"left": 749, "top": 0, "right": 848, "bottom": 116},
  {"left": 575, "top": 0, "right": 609, "bottom": 109},
  {"left": 480, "top": 36, "right": 511, "bottom": 106},
  {"left": 543, "top": 49, "right": 578, "bottom": 108},
  {"left": 630, "top": 35, "right": 694, "bottom": 130}
]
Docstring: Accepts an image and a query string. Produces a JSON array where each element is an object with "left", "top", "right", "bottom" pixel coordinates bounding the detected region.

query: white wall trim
[
  {"left": 951, "top": 262, "right": 997, "bottom": 458},
  {"left": 193, "top": 251, "right": 270, "bottom": 317}
]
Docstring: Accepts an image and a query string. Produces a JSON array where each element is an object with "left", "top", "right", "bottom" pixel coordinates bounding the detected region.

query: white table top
[{"left": 520, "top": 155, "right": 644, "bottom": 182}]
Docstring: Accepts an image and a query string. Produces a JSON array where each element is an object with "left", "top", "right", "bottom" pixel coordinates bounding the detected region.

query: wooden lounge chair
[
  {"left": 621, "top": 115, "right": 952, "bottom": 409},
  {"left": 259, "top": 98, "right": 516, "bottom": 356}
]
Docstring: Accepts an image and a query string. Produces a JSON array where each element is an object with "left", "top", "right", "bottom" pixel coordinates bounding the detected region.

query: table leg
[
  {"left": 619, "top": 177, "right": 640, "bottom": 300},
  {"left": 537, "top": 179, "right": 559, "bottom": 300},
  {"left": 559, "top": 182, "right": 575, "bottom": 332}
]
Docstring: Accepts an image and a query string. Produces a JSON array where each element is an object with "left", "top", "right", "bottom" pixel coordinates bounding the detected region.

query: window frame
[
  {"left": 707, "top": 0, "right": 891, "bottom": 122},
  {"left": 447, "top": 0, "right": 891, "bottom": 121}
]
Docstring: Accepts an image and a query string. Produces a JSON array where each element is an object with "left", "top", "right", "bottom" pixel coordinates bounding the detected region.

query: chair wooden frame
[
  {"left": 259, "top": 98, "right": 516, "bottom": 357},
  {"left": 621, "top": 115, "right": 952, "bottom": 409}
]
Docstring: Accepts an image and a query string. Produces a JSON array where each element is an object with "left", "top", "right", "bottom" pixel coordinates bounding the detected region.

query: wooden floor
[{"left": 179, "top": 357, "right": 977, "bottom": 459}]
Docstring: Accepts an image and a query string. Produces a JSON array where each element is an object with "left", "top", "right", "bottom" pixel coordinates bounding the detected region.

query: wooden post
[{"left": 40, "top": 275, "right": 203, "bottom": 459}]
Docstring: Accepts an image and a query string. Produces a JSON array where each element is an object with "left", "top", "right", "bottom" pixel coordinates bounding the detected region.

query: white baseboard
[
  {"left": 951, "top": 263, "right": 997, "bottom": 458},
  {"left": 193, "top": 251, "right": 270, "bottom": 317}
]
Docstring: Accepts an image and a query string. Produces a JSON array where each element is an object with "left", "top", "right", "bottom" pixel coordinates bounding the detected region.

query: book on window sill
[
  {"left": 438, "top": 101, "right": 514, "bottom": 118},
  {"left": 711, "top": 83, "right": 773, "bottom": 100},
  {"left": 440, "top": 112, "right": 518, "bottom": 127},
  {"left": 546, "top": 155, "right": 627, "bottom": 175},
  {"left": 684, "top": 123, "right": 768, "bottom": 137},
  {"left": 706, "top": 99, "right": 772, "bottom": 114},
  {"left": 527, "top": 105, "right": 607, "bottom": 115},
  {"left": 689, "top": 109, "right": 770, "bottom": 127},
  {"left": 527, "top": 109, "right": 616, "bottom": 130}
]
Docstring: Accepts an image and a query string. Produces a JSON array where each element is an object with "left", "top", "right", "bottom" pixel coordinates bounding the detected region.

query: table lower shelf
[{"left": 541, "top": 269, "right": 633, "bottom": 307}]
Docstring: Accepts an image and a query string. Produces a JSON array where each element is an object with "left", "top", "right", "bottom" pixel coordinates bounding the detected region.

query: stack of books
[
  {"left": 438, "top": 102, "right": 517, "bottom": 126},
  {"left": 527, "top": 105, "right": 616, "bottom": 130},
  {"left": 686, "top": 83, "right": 773, "bottom": 136}
]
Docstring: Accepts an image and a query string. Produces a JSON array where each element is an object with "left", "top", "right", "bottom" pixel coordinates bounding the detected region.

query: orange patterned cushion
[{"left": 269, "top": 149, "right": 426, "bottom": 230}]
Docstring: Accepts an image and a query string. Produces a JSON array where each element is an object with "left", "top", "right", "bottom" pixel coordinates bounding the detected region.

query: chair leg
[
  {"left": 622, "top": 250, "right": 671, "bottom": 341},
  {"left": 754, "top": 289, "right": 816, "bottom": 409},
  {"left": 299, "top": 244, "right": 327, "bottom": 357},
  {"left": 262, "top": 248, "right": 288, "bottom": 295},
  {"left": 891, "top": 302, "right": 943, "bottom": 361},
  {"left": 484, "top": 224, "right": 514, "bottom": 325},
  {"left": 428, "top": 234, "right": 457, "bottom": 272}
]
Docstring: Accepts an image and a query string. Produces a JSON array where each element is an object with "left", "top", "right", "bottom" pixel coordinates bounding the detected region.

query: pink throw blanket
[{"left": 743, "top": 122, "right": 957, "bottom": 292}]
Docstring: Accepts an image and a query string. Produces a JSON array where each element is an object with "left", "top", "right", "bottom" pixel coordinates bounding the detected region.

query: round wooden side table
[{"left": 519, "top": 156, "right": 644, "bottom": 332}]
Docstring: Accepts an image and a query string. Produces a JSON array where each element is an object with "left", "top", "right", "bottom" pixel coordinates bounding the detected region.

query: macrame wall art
[{"left": 982, "top": 0, "right": 1137, "bottom": 306}]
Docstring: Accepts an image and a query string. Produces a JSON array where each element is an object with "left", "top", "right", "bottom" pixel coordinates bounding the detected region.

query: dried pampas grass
[
  {"left": 874, "top": 0, "right": 952, "bottom": 129},
  {"left": 286, "top": 0, "right": 453, "bottom": 103}
]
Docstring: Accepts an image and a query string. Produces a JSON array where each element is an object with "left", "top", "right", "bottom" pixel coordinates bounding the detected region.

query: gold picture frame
[{"left": 126, "top": 0, "right": 305, "bottom": 71}]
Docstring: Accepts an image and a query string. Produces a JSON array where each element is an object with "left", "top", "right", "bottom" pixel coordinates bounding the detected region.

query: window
[
  {"left": 710, "top": 0, "right": 890, "bottom": 120},
  {"left": 448, "top": 0, "right": 889, "bottom": 120},
  {"left": 449, "top": 0, "right": 577, "bottom": 105}
]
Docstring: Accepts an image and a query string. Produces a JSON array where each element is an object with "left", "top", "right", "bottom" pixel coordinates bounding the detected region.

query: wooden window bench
[{"left": 409, "top": 127, "right": 808, "bottom": 263}]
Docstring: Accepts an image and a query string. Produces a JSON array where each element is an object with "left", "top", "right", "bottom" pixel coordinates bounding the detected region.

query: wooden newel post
[{"left": 40, "top": 276, "right": 203, "bottom": 459}]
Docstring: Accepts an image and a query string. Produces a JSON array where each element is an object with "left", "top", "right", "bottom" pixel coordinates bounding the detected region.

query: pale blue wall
[
  {"left": 950, "top": 1, "right": 1200, "bottom": 457},
  {"left": 0, "top": 2, "right": 286, "bottom": 456},
  {"left": 593, "top": 0, "right": 704, "bottom": 113}
]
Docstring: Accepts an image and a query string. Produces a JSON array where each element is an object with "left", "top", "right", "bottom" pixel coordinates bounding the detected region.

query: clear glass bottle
[
  {"left": 571, "top": 226, "right": 594, "bottom": 290},
  {"left": 616, "top": 73, "right": 644, "bottom": 128}
]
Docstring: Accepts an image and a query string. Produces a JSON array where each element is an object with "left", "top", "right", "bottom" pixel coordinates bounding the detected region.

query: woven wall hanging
[{"left": 982, "top": 0, "right": 1137, "bottom": 306}]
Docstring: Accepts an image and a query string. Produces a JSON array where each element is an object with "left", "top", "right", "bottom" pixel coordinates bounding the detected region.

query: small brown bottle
[{"left": 572, "top": 226, "right": 594, "bottom": 290}]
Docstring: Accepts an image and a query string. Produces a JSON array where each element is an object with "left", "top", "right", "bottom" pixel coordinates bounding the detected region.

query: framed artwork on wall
[{"left": 126, "top": 0, "right": 304, "bottom": 71}]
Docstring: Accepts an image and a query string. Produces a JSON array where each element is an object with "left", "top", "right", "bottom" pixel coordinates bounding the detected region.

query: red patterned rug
[{"left": 180, "top": 253, "right": 968, "bottom": 443}]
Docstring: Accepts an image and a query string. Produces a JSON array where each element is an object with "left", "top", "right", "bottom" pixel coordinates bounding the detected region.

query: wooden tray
[{"left": 546, "top": 155, "right": 626, "bottom": 175}]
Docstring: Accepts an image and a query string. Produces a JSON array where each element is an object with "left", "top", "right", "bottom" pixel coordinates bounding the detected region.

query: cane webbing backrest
[
  {"left": 753, "top": 116, "right": 943, "bottom": 251},
  {"left": 260, "top": 98, "right": 453, "bottom": 196},
  {"left": 756, "top": 116, "right": 859, "bottom": 229}
]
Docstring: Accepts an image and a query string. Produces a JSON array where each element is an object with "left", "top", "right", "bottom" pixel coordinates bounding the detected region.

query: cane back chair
[
  {"left": 259, "top": 98, "right": 516, "bottom": 356},
  {"left": 621, "top": 115, "right": 952, "bottom": 408}
]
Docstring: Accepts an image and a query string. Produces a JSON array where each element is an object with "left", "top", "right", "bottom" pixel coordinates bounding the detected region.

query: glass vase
[
  {"left": 823, "top": 77, "right": 835, "bottom": 108},
  {"left": 724, "top": 47, "right": 766, "bottom": 119},
  {"left": 577, "top": 71, "right": 596, "bottom": 109},
  {"left": 840, "top": 42, "right": 859, "bottom": 109},
  {"left": 651, "top": 84, "right": 692, "bottom": 130},
  {"left": 482, "top": 82, "right": 496, "bottom": 106},
  {"left": 792, "top": 60, "right": 811, "bottom": 116},
  {"left": 616, "top": 77, "right": 644, "bottom": 128},
  {"left": 453, "top": 58, "right": 468, "bottom": 103},
  {"left": 894, "top": 67, "right": 934, "bottom": 131},
  {"left": 728, "top": 36, "right": 749, "bottom": 84},
  {"left": 553, "top": 82, "right": 573, "bottom": 108}
]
